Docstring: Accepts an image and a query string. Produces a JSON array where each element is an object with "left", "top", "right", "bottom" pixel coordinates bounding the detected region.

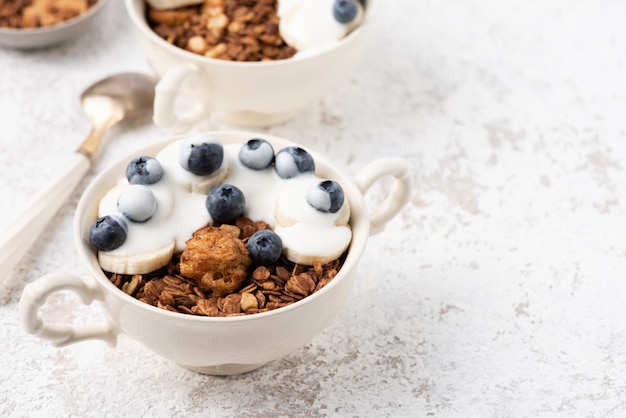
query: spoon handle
[{"left": 0, "top": 152, "right": 91, "bottom": 283}]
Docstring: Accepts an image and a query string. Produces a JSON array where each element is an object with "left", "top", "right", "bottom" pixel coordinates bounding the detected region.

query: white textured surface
[{"left": 2, "top": 0, "right": 626, "bottom": 416}]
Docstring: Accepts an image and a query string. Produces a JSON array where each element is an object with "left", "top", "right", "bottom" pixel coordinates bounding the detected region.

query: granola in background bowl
[
  {"left": 0, "top": 0, "right": 109, "bottom": 49},
  {"left": 147, "top": 0, "right": 297, "bottom": 61},
  {"left": 0, "top": 0, "right": 100, "bottom": 29},
  {"left": 145, "top": 0, "right": 364, "bottom": 61}
]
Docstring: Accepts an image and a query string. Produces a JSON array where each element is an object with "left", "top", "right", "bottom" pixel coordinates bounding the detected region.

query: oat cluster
[
  {"left": 0, "top": 0, "right": 98, "bottom": 29},
  {"left": 107, "top": 217, "right": 344, "bottom": 317},
  {"left": 147, "top": 0, "right": 297, "bottom": 61}
]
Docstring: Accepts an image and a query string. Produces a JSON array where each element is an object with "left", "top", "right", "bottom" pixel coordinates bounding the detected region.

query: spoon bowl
[
  {"left": 0, "top": 72, "right": 156, "bottom": 288},
  {"left": 78, "top": 73, "right": 157, "bottom": 158},
  {"left": 81, "top": 73, "right": 156, "bottom": 118}
]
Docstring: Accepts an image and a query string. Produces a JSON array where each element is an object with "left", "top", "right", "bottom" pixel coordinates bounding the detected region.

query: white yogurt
[
  {"left": 220, "top": 144, "right": 279, "bottom": 224},
  {"left": 98, "top": 169, "right": 209, "bottom": 255},
  {"left": 96, "top": 138, "right": 351, "bottom": 266},
  {"left": 278, "top": 0, "right": 364, "bottom": 55}
]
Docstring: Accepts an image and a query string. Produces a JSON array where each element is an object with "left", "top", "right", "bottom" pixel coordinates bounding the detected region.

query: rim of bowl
[
  {"left": 0, "top": 0, "right": 109, "bottom": 36},
  {"left": 75, "top": 130, "right": 370, "bottom": 324},
  {"left": 124, "top": 0, "right": 376, "bottom": 67}
]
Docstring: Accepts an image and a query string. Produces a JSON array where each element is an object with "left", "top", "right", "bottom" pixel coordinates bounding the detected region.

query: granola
[
  {"left": 106, "top": 217, "right": 345, "bottom": 316},
  {"left": 146, "top": 0, "right": 297, "bottom": 61},
  {"left": 0, "top": 0, "right": 99, "bottom": 29}
]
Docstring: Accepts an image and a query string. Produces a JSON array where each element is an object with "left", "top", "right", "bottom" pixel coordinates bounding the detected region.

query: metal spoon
[{"left": 0, "top": 72, "right": 156, "bottom": 283}]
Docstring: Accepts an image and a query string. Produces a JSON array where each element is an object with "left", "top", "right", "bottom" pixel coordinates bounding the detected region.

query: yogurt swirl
[{"left": 94, "top": 137, "right": 352, "bottom": 273}]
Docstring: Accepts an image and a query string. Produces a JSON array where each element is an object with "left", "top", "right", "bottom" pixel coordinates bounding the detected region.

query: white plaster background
[{"left": 1, "top": 0, "right": 626, "bottom": 416}]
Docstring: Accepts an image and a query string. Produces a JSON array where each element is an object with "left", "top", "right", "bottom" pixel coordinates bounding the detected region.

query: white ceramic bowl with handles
[
  {"left": 19, "top": 131, "right": 411, "bottom": 375},
  {"left": 124, "top": 0, "right": 377, "bottom": 131}
]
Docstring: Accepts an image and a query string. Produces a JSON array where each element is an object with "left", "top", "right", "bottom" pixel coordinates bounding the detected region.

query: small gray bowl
[{"left": 0, "top": 0, "right": 109, "bottom": 50}]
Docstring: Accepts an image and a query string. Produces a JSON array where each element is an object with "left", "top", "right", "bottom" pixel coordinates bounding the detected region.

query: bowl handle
[
  {"left": 353, "top": 157, "right": 412, "bottom": 235},
  {"left": 153, "top": 64, "right": 211, "bottom": 134},
  {"left": 19, "top": 272, "right": 118, "bottom": 347}
]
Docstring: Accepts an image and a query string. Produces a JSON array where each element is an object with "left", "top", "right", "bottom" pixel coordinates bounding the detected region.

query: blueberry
[
  {"left": 239, "top": 138, "right": 275, "bottom": 170},
  {"left": 333, "top": 0, "right": 358, "bottom": 24},
  {"left": 179, "top": 132, "right": 224, "bottom": 176},
  {"left": 206, "top": 184, "right": 245, "bottom": 224},
  {"left": 247, "top": 230, "right": 283, "bottom": 265},
  {"left": 274, "top": 147, "right": 315, "bottom": 179},
  {"left": 126, "top": 156, "right": 164, "bottom": 185},
  {"left": 117, "top": 184, "right": 157, "bottom": 223},
  {"left": 89, "top": 215, "right": 128, "bottom": 251},
  {"left": 306, "top": 180, "right": 345, "bottom": 213}
]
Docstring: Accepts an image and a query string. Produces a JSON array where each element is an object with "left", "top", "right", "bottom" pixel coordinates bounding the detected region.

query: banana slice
[
  {"left": 334, "top": 203, "right": 350, "bottom": 227},
  {"left": 192, "top": 165, "right": 228, "bottom": 194},
  {"left": 280, "top": 243, "right": 348, "bottom": 266},
  {"left": 98, "top": 242, "right": 175, "bottom": 275},
  {"left": 274, "top": 198, "right": 350, "bottom": 228},
  {"left": 146, "top": 0, "right": 203, "bottom": 10},
  {"left": 274, "top": 222, "right": 352, "bottom": 266},
  {"left": 273, "top": 181, "right": 351, "bottom": 265}
]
